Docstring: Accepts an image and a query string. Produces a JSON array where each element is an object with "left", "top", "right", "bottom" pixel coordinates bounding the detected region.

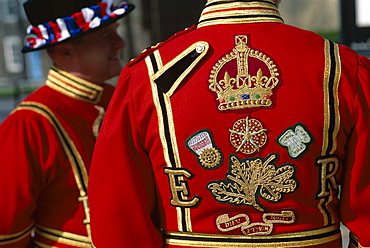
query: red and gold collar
[
  {"left": 198, "top": 0, "right": 283, "bottom": 28},
  {"left": 46, "top": 66, "right": 104, "bottom": 104}
]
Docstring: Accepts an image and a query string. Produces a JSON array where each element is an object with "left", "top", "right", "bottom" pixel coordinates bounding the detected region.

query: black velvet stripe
[
  {"left": 156, "top": 86, "right": 177, "bottom": 168},
  {"left": 198, "top": 14, "right": 284, "bottom": 25},
  {"left": 149, "top": 53, "right": 159, "bottom": 74},
  {"left": 150, "top": 47, "right": 203, "bottom": 169},
  {"left": 48, "top": 79, "right": 98, "bottom": 102},
  {"left": 149, "top": 53, "right": 177, "bottom": 169},
  {"left": 165, "top": 228, "right": 340, "bottom": 244},
  {"left": 150, "top": 52, "right": 194, "bottom": 232},
  {"left": 320, "top": 194, "right": 333, "bottom": 224},
  {"left": 36, "top": 226, "right": 90, "bottom": 244},
  {"left": 154, "top": 49, "right": 201, "bottom": 93},
  {"left": 325, "top": 41, "right": 337, "bottom": 156},
  {"left": 349, "top": 235, "right": 359, "bottom": 247},
  {"left": 205, "top": 0, "right": 276, "bottom": 8},
  {"left": 181, "top": 208, "right": 189, "bottom": 232},
  {"left": 50, "top": 67, "right": 99, "bottom": 91},
  {"left": 0, "top": 225, "right": 34, "bottom": 243}
]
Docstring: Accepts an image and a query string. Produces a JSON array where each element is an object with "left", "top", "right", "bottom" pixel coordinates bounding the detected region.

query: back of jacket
[{"left": 89, "top": 0, "right": 370, "bottom": 247}]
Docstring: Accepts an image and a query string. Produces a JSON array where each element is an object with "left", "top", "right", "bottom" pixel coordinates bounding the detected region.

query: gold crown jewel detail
[{"left": 209, "top": 35, "right": 280, "bottom": 111}]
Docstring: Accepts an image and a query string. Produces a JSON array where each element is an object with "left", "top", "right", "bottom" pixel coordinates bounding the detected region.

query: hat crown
[
  {"left": 24, "top": 0, "right": 100, "bottom": 25},
  {"left": 22, "top": 0, "right": 135, "bottom": 53}
]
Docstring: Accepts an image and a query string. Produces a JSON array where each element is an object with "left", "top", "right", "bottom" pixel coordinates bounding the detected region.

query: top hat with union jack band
[{"left": 22, "top": 0, "right": 134, "bottom": 53}]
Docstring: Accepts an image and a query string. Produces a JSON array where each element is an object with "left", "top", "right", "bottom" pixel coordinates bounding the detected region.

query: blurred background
[
  {"left": 1, "top": 0, "right": 370, "bottom": 122},
  {"left": 0, "top": 0, "right": 368, "bottom": 244}
]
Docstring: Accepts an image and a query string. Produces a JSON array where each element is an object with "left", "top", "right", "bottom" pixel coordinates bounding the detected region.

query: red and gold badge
[{"left": 229, "top": 116, "right": 267, "bottom": 155}]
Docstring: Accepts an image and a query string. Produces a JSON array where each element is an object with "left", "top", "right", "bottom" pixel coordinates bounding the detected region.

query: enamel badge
[
  {"left": 186, "top": 129, "right": 223, "bottom": 170},
  {"left": 278, "top": 123, "right": 313, "bottom": 159},
  {"left": 229, "top": 116, "right": 268, "bottom": 155}
]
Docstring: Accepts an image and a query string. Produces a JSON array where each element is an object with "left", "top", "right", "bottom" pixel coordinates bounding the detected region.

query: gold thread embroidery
[
  {"left": 198, "top": 148, "right": 222, "bottom": 168},
  {"left": 204, "top": 2, "right": 277, "bottom": 13},
  {"left": 322, "top": 40, "right": 331, "bottom": 156},
  {"left": 16, "top": 103, "right": 88, "bottom": 197},
  {"left": 316, "top": 157, "right": 339, "bottom": 198},
  {"left": 321, "top": 40, "right": 341, "bottom": 156},
  {"left": 216, "top": 211, "right": 295, "bottom": 236},
  {"left": 176, "top": 208, "right": 184, "bottom": 232},
  {"left": 350, "top": 233, "right": 369, "bottom": 248},
  {"left": 92, "top": 105, "right": 105, "bottom": 139},
  {"left": 208, "top": 154, "right": 297, "bottom": 212},
  {"left": 0, "top": 224, "right": 34, "bottom": 245},
  {"left": 198, "top": 1, "right": 283, "bottom": 28},
  {"left": 229, "top": 116, "right": 268, "bottom": 154},
  {"left": 164, "top": 168, "right": 200, "bottom": 207},
  {"left": 46, "top": 78, "right": 99, "bottom": 102},
  {"left": 152, "top": 42, "right": 209, "bottom": 97},
  {"left": 216, "top": 213, "right": 250, "bottom": 232},
  {"left": 165, "top": 224, "right": 340, "bottom": 247},
  {"left": 164, "top": 95, "right": 182, "bottom": 168},
  {"left": 146, "top": 52, "right": 194, "bottom": 232},
  {"left": 316, "top": 156, "right": 340, "bottom": 226},
  {"left": 35, "top": 225, "right": 90, "bottom": 247},
  {"left": 206, "top": 0, "right": 276, "bottom": 3},
  {"left": 146, "top": 53, "right": 173, "bottom": 169},
  {"left": 331, "top": 43, "right": 341, "bottom": 154},
  {"left": 201, "top": 9, "right": 279, "bottom": 22},
  {"left": 16, "top": 102, "right": 92, "bottom": 243},
  {"left": 147, "top": 50, "right": 183, "bottom": 169},
  {"left": 33, "top": 237, "right": 90, "bottom": 247},
  {"left": 187, "top": 130, "right": 223, "bottom": 169},
  {"left": 242, "top": 222, "right": 273, "bottom": 236},
  {"left": 319, "top": 40, "right": 341, "bottom": 226},
  {"left": 184, "top": 208, "right": 193, "bottom": 232},
  {"left": 200, "top": 18, "right": 284, "bottom": 29},
  {"left": 47, "top": 66, "right": 103, "bottom": 104},
  {"left": 262, "top": 211, "right": 295, "bottom": 224},
  {"left": 209, "top": 35, "right": 280, "bottom": 111}
]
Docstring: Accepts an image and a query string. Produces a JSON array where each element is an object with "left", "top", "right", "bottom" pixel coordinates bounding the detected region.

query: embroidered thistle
[
  {"left": 207, "top": 154, "right": 297, "bottom": 211},
  {"left": 229, "top": 116, "right": 267, "bottom": 155}
]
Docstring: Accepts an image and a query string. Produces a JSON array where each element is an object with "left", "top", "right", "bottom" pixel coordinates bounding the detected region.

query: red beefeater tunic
[
  {"left": 0, "top": 66, "right": 114, "bottom": 247},
  {"left": 89, "top": 0, "right": 370, "bottom": 247}
]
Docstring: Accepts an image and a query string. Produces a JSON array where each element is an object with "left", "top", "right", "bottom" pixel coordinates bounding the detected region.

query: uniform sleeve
[
  {"left": 89, "top": 66, "right": 163, "bottom": 248},
  {"left": 0, "top": 110, "right": 64, "bottom": 247},
  {"left": 340, "top": 55, "right": 370, "bottom": 247}
]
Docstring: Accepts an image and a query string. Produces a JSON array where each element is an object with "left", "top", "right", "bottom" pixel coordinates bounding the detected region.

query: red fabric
[
  {"left": 89, "top": 8, "right": 370, "bottom": 248},
  {"left": 48, "top": 21, "right": 62, "bottom": 42},
  {"left": 98, "top": 2, "right": 108, "bottom": 17},
  {"left": 0, "top": 74, "right": 114, "bottom": 247},
  {"left": 71, "top": 12, "right": 89, "bottom": 31}
]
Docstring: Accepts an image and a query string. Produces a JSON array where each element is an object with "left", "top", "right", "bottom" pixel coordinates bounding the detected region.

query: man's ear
[
  {"left": 50, "top": 43, "right": 75, "bottom": 61},
  {"left": 47, "top": 43, "right": 77, "bottom": 71}
]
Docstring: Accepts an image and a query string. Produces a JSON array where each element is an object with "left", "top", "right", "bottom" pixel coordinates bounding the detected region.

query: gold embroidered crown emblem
[{"left": 209, "top": 35, "right": 280, "bottom": 111}]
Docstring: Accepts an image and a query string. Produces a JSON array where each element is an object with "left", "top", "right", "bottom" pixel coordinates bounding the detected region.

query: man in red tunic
[
  {"left": 89, "top": 0, "right": 370, "bottom": 247},
  {"left": 0, "top": 0, "right": 134, "bottom": 247}
]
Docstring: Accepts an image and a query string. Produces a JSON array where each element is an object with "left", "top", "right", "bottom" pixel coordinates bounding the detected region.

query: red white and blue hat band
[{"left": 22, "top": 0, "right": 134, "bottom": 53}]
